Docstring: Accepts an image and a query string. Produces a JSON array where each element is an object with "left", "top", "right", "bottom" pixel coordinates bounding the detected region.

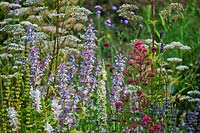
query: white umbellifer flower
[
  {"left": 48, "top": 13, "right": 66, "bottom": 18},
  {"left": 167, "top": 57, "right": 183, "bottom": 62},
  {"left": 7, "top": 107, "right": 19, "bottom": 131},
  {"left": 176, "top": 65, "right": 189, "bottom": 71},
  {"left": 44, "top": 122, "right": 54, "bottom": 133},
  {"left": 0, "top": 53, "right": 13, "bottom": 58},
  {"left": 51, "top": 99, "right": 62, "bottom": 119},
  {"left": 179, "top": 95, "right": 191, "bottom": 101},
  {"left": 187, "top": 90, "right": 200, "bottom": 95},
  {"left": 9, "top": 3, "right": 21, "bottom": 8},
  {"left": 170, "top": 41, "right": 184, "bottom": 47},
  {"left": 179, "top": 45, "right": 191, "bottom": 50},
  {"left": 188, "top": 98, "right": 200, "bottom": 102},
  {"left": 157, "top": 68, "right": 166, "bottom": 72},
  {"left": 33, "top": 6, "right": 48, "bottom": 12},
  {"left": 20, "top": 21, "right": 32, "bottom": 26},
  {"left": 0, "top": 2, "right": 9, "bottom": 7},
  {"left": 144, "top": 39, "right": 157, "bottom": 44},
  {"left": 164, "top": 44, "right": 175, "bottom": 49},
  {"left": 71, "top": 6, "right": 92, "bottom": 22},
  {"left": 165, "top": 41, "right": 184, "bottom": 50}
]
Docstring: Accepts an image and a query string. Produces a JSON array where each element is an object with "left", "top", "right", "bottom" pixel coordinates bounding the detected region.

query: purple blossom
[
  {"left": 79, "top": 23, "right": 97, "bottom": 102},
  {"left": 43, "top": 53, "right": 52, "bottom": 71},
  {"left": 29, "top": 47, "right": 43, "bottom": 87},
  {"left": 112, "top": 6, "right": 118, "bottom": 11},
  {"left": 95, "top": 5, "right": 102, "bottom": 10},
  {"left": 130, "top": 11, "right": 135, "bottom": 16},
  {"left": 121, "top": 19, "right": 128, "bottom": 24},
  {"left": 47, "top": 72, "right": 55, "bottom": 85},
  {"left": 95, "top": 5, "right": 102, "bottom": 15},
  {"left": 25, "top": 25, "right": 35, "bottom": 47},
  {"left": 138, "top": 24, "right": 143, "bottom": 29},
  {"left": 110, "top": 54, "right": 126, "bottom": 107},
  {"left": 105, "top": 19, "right": 113, "bottom": 27}
]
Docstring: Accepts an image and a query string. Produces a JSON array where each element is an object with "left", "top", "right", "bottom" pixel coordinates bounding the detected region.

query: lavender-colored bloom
[
  {"left": 96, "top": 10, "right": 101, "bottom": 15},
  {"left": 121, "top": 19, "right": 128, "bottom": 24},
  {"left": 112, "top": 6, "right": 118, "bottom": 11},
  {"left": 47, "top": 72, "right": 55, "bottom": 85},
  {"left": 29, "top": 47, "right": 43, "bottom": 87},
  {"left": 130, "top": 11, "right": 135, "bottom": 15},
  {"left": 43, "top": 53, "right": 52, "bottom": 71},
  {"left": 95, "top": 5, "right": 102, "bottom": 10},
  {"left": 68, "top": 54, "right": 78, "bottom": 83},
  {"left": 25, "top": 24, "right": 35, "bottom": 47},
  {"left": 15, "top": 0, "right": 19, "bottom": 4},
  {"left": 105, "top": 19, "right": 113, "bottom": 27},
  {"left": 95, "top": 5, "right": 102, "bottom": 15},
  {"left": 138, "top": 24, "right": 143, "bottom": 29},
  {"left": 79, "top": 23, "right": 97, "bottom": 105},
  {"left": 110, "top": 54, "right": 126, "bottom": 107}
]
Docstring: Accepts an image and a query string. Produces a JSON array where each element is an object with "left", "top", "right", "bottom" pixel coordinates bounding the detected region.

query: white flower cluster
[
  {"left": 0, "top": 2, "right": 9, "bottom": 8},
  {"left": 11, "top": 7, "right": 32, "bottom": 16},
  {"left": 71, "top": 6, "right": 92, "bottom": 22},
  {"left": 165, "top": 41, "right": 191, "bottom": 51},
  {"left": 7, "top": 107, "right": 19, "bottom": 131},
  {"left": 188, "top": 98, "right": 200, "bottom": 102},
  {"left": 48, "top": 13, "right": 66, "bottom": 18},
  {"left": 51, "top": 99, "right": 62, "bottom": 120},
  {"left": 44, "top": 122, "right": 54, "bottom": 133},
  {"left": 187, "top": 90, "right": 200, "bottom": 95},
  {"left": 0, "top": 24, "right": 25, "bottom": 35},
  {"left": 1, "top": 43, "right": 25, "bottom": 51},
  {"left": 30, "top": 88, "right": 42, "bottom": 112},
  {"left": 23, "top": 0, "right": 44, "bottom": 6},
  {"left": 97, "top": 63, "right": 108, "bottom": 132},
  {"left": 9, "top": 3, "right": 21, "bottom": 8},
  {"left": 179, "top": 95, "right": 191, "bottom": 101},
  {"left": 33, "top": 6, "right": 48, "bottom": 12},
  {"left": 0, "top": 72, "right": 20, "bottom": 79},
  {"left": 0, "top": 53, "right": 13, "bottom": 59},
  {"left": 167, "top": 57, "right": 183, "bottom": 62},
  {"left": 176, "top": 65, "right": 189, "bottom": 71}
]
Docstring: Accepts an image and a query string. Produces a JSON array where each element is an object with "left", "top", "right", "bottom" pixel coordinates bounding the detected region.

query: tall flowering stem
[
  {"left": 79, "top": 23, "right": 97, "bottom": 104},
  {"left": 151, "top": 0, "right": 155, "bottom": 49},
  {"left": 57, "top": 62, "right": 76, "bottom": 130},
  {"left": 127, "top": 41, "right": 154, "bottom": 86},
  {"left": 97, "top": 60, "right": 108, "bottom": 132},
  {"left": 110, "top": 54, "right": 126, "bottom": 108}
]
